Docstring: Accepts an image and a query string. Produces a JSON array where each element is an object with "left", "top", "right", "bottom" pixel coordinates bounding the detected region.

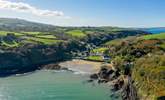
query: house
[{"left": 102, "top": 55, "right": 111, "bottom": 61}]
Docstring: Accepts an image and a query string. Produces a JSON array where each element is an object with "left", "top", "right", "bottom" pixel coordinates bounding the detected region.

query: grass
[
  {"left": 143, "top": 33, "right": 165, "bottom": 40},
  {"left": 132, "top": 55, "right": 165, "bottom": 99},
  {"left": 104, "top": 36, "right": 137, "bottom": 46},
  {"left": 36, "top": 35, "right": 56, "bottom": 39},
  {"left": 160, "top": 43, "right": 165, "bottom": 49},
  {"left": 104, "top": 39, "right": 122, "bottom": 46},
  {"left": 92, "top": 47, "right": 108, "bottom": 53},
  {"left": 25, "top": 37, "right": 62, "bottom": 45},
  {"left": 22, "top": 32, "right": 41, "bottom": 35},
  {"left": 0, "top": 31, "right": 63, "bottom": 47},
  {"left": 1, "top": 41, "right": 19, "bottom": 47},
  {"left": 87, "top": 55, "right": 103, "bottom": 61},
  {"left": 66, "top": 30, "right": 86, "bottom": 37}
]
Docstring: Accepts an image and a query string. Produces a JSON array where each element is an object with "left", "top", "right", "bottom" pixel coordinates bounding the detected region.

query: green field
[
  {"left": 25, "top": 37, "right": 62, "bottom": 45},
  {"left": 22, "top": 32, "right": 41, "bottom": 35},
  {"left": 36, "top": 35, "right": 56, "bottom": 39},
  {"left": 143, "top": 33, "right": 165, "bottom": 40},
  {"left": 1, "top": 41, "right": 19, "bottom": 47},
  {"left": 0, "top": 31, "right": 23, "bottom": 36},
  {"left": 104, "top": 39, "right": 122, "bottom": 46},
  {"left": 66, "top": 30, "right": 86, "bottom": 37},
  {"left": 87, "top": 55, "right": 103, "bottom": 61},
  {"left": 92, "top": 47, "right": 108, "bottom": 53},
  {"left": 0, "top": 31, "right": 62, "bottom": 46}
]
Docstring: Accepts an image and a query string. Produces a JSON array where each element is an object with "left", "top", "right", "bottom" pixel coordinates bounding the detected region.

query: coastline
[{"left": 0, "top": 58, "right": 137, "bottom": 100}]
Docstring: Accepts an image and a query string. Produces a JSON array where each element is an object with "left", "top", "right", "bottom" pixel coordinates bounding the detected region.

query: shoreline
[
  {"left": 0, "top": 59, "right": 125, "bottom": 99},
  {"left": 0, "top": 59, "right": 104, "bottom": 77}
]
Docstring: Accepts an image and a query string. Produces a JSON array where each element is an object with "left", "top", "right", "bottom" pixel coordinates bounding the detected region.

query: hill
[
  {"left": 0, "top": 18, "right": 149, "bottom": 76},
  {"left": 142, "top": 32, "right": 165, "bottom": 40},
  {"left": 0, "top": 18, "right": 56, "bottom": 32},
  {"left": 89, "top": 33, "right": 165, "bottom": 100}
]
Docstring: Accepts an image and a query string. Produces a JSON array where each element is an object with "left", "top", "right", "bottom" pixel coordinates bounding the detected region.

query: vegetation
[
  {"left": 142, "top": 32, "right": 165, "bottom": 40},
  {"left": 92, "top": 47, "right": 108, "bottom": 53},
  {"left": 1, "top": 41, "right": 19, "bottom": 47},
  {"left": 98, "top": 33, "right": 165, "bottom": 100},
  {"left": 1, "top": 18, "right": 164, "bottom": 99},
  {"left": 66, "top": 30, "right": 86, "bottom": 38},
  {"left": 0, "top": 18, "right": 148, "bottom": 79},
  {"left": 132, "top": 54, "right": 165, "bottom": 99},
  {"left": 87, "top": 56, "right": 103, "bottom": 61},
  {"left": 36, "top": 35, "right": 56, "bottom": 39},
  {"left": 26, "top": 37, "right": 62, "bottom": 45},
  {"left": 22, "top": 32, "right": 41, "bottom": 35}
]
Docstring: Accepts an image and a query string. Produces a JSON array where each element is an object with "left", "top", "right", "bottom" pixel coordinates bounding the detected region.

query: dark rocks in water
[
  {"left": 98, "top": 67, "right": 115, "bottom": 80},
  {"left": 115, "top": 69, "right": 121, "bottom": 78},
  {"left": 86, "top": 79, "right": 94, "bottom": 83},
  {"left": 42, "top": 63, "right": 61, "bottom": 70},
  {"left": 107, "top": 69, "right": 114, "bottom": 75},
  {"left": 90, "top": 73, "right": 98, "bottom": 80},
  {"left": 157, "top": 96, "right": 165, "bottom": 100},
  {"left": 61, "top": 67, "right": 68, "bottom": 70},
  {"left": 114, "top": 83, "right": 120, "bottom": 91},
  {"left": 98, "top": 79, "right": 108, "bottom": 83},
  {"left": 112, "top": 78, "right": 124, "bottom": 92},
  {"left": 94, "top": 64, "right": 139, "bottom": 100},
  {"left": 119, "top": 79, "right": 124, "bottom": 88}
]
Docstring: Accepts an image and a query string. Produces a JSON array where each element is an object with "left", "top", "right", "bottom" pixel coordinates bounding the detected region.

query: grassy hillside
[
  {"left": 0, "top": 18, "right": 56, "bottom": 32},
  {"left": 92, "top": 33, "right": 165, "bottom": 99},
  {"left": 133, "top": 54, "right": 165, "bottom": 99},
  {"left": 66, "top": 30, "right": 86, "bottom": 38},
  {"left": 143, "top": 32, "right": 165, "bottom": 40},
  {"left": 0, "top": 31, "right": 60, "bottom": 47}
]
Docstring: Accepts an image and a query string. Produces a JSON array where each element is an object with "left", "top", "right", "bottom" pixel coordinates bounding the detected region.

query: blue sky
[{"left": 0, "top": 0, "right": 165, "bottom": 27}]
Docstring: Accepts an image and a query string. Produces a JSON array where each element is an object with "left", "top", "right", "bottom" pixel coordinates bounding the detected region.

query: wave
[{"left": 66, "top": 68, "right": 90, "bottom": 75}]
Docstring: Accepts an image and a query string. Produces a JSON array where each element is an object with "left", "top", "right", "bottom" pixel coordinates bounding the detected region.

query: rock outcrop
[{"left": 90, "top": 64, "right": 138, "bottom": 100}]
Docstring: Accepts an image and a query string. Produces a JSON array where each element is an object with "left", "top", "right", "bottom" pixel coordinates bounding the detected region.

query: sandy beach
[{"left": 59, "top": 59, "right": 103, "bottom": 74}]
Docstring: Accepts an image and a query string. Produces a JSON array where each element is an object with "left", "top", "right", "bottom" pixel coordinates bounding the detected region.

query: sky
[{"left": 0, "top": 0, "right": 165, "bottom": 27}]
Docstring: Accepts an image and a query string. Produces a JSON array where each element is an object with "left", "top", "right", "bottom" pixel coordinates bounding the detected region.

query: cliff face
[
  {"left": 90, "top": 64, "right": 139, "bottom": 100},
  {"left": 122, "top": 76, "right": 138, "bottom": 100},
  {"left": 0, "top": 43, "right": 72, "bottom": 75}
]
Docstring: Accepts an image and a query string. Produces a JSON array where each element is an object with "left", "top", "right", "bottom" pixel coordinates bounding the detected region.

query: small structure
[{"left": 102, "top": 55, "right": 111, "bottom": 61}]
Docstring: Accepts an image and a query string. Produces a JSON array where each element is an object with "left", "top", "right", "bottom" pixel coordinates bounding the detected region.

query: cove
[{"left": 0, "top": 70, "right": 121, "bottom": 100}]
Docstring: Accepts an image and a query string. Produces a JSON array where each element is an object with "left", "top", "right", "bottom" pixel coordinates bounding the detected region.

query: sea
[{"left": 0, "top": 70, "right": 121, "bottom": 100}]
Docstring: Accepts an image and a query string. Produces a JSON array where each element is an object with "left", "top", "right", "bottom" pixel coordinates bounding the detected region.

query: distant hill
[{"left": 0, "top": 18, "right": 56, "bottom": 32}]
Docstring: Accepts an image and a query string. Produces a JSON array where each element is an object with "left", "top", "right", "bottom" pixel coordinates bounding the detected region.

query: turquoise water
[
  {"left": 145, "top": 28, "right": 165, "bottom": 34},
  {"left": 0, "top": 70, "right": 121, "bottom": 100}
]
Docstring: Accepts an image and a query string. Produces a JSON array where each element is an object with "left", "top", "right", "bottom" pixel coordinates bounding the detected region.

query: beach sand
[{"left": 59, "top": 59, "right": 103, "bottom": 74}]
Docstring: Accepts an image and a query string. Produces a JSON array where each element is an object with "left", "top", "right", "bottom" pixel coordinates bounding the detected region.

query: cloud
[{"left": 0, "top": 0, "right": 64, "bottom": 17}]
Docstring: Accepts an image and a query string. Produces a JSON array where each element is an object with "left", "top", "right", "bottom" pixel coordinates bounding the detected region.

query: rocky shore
[
  {"left": 31, "top": 59, "right": 139, "bottom": 100},
  {"left": 89, "top": 63, "right": 138, "bottom": 100}
]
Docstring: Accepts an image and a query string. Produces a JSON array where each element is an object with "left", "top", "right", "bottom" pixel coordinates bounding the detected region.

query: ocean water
[
  {"left": 0, "top": 70, "right": 121, "bottom": 100},
  {"left": 145, "top": 28, "right": 165, "bottom": 34}
]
